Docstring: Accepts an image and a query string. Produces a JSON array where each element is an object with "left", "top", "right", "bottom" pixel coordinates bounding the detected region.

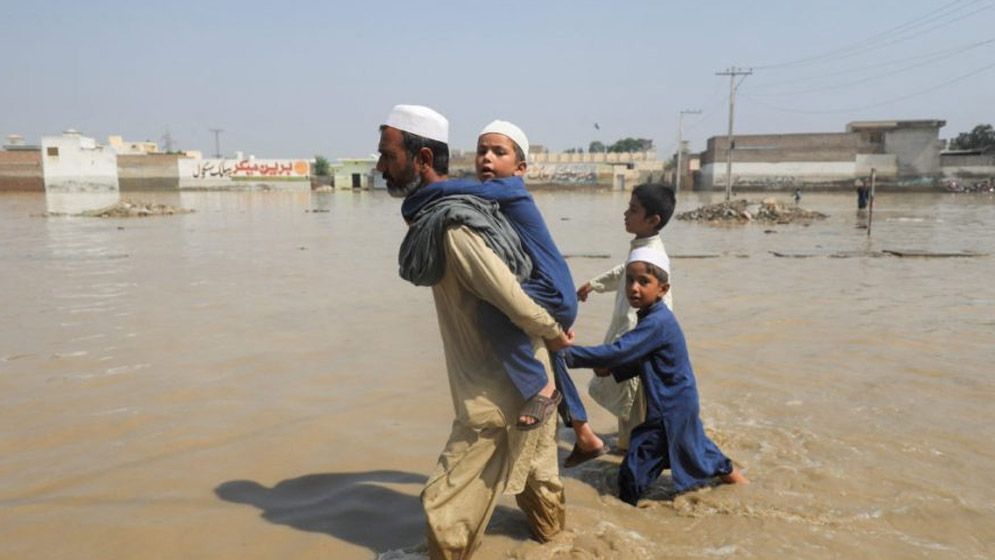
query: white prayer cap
[
  {"left": 384, "top": 104, "right": 449, "bottom": 144},
  {"left": 627, "top": 247, "right": 670, "bottom": 275},
  {"left": 479, "top": 119, "right": 529, "bottom": 160}
]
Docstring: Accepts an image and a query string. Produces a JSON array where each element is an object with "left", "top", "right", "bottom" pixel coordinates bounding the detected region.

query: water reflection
[{"left": 45, "top": 190, "right": 120, "bottom": 215}]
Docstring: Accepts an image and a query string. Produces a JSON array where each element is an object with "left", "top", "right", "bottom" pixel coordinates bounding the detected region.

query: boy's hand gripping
[
  {"left": 544, "top": 328, "right": 575, "bottom": 352},
  {"left": 576, "top": 282, "right": 594, "bottom": 302}
]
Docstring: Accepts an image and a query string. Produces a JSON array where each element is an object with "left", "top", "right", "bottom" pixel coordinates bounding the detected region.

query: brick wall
[{"left": 0, "top": 150, "right": 44, "bottom": 192}]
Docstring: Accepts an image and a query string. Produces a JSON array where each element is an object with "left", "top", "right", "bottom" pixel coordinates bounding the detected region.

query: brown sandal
[
  {"left": 516, "top": 390, "right": 562, "bottom": 431},
  {"left": 563, "top": 443, "right": 608, "bottom": 468}
]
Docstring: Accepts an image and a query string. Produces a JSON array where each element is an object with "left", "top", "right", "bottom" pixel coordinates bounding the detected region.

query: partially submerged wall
[
  {"left": 41, "top": 134, "right": 118, "bottom": 191},
  {"left": 177, "top": 158, "right": 311, "bottom": 190},
  {"left": 0, "top": 150, "right": 44, "bottom": 192},
  {"left": 941, "top": 152, "right": 995, "bottom": 178},
  {"left": 118, "top": 154, "right": 182, "bottom": 191},
  {"left": 700, "top": 161, "right": 857, "bottom": 190}
]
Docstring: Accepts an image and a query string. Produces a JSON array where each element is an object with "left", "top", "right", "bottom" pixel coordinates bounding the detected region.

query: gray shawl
[{"left": 399, "top": 195, "right": 532, "bottom": 287}]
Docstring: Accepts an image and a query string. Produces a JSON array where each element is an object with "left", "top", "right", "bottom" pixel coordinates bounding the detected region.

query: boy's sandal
[{"left": 516, "top": 390, "right": 562, "bottom": 431}]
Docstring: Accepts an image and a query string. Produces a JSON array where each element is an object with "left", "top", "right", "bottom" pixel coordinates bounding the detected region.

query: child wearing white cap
[
  {"left": 563, "top": 248, "right": 748, "bottom": 504},
  {"left": 404, "top": 120, "right": 607, "bottom": 465},
  {"left": 577, "top": 182, "right": 676, "bottom": 453}
]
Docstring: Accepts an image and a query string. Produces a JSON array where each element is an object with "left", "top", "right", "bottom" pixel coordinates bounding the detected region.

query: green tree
[
  {"left": 608, "top": 137, "right": 654, "bottom": 153},
  {"left": 313, "top": 155, "right": 331, "bottom": 176},
  {"left": 589, "top": 141, "right": 605, "bottom": 153},
  {"left": 950, "top": 124, "right": 995, "bottom": 150}
]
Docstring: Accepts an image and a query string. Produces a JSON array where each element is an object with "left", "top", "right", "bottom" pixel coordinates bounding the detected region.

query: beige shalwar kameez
[{"left": 421, "top": 225, "right": 566, "bottom": 560}]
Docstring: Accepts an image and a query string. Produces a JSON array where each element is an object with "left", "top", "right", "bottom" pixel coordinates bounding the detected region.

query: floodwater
[{"left": 1, "top": 189, "right": 993, "bottom": 559}]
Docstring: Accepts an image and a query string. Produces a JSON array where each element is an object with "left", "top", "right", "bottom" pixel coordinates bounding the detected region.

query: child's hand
[
  {"left": 544, "top": 329, "right": 574, "bottom": 351},
  {"left": 576, "top": 282, "right": 594, "bottom": 302},
  {"left": 593, "top": 367, "right": 612, "bottom": 377}
]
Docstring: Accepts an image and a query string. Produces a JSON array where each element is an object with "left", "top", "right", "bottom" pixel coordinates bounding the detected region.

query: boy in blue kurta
[
  {"left": 402, "top": 120, "right": 606, "bottom": 464},
  {"left": 563, "top": 247, "right": 748, "bottom": 504}
]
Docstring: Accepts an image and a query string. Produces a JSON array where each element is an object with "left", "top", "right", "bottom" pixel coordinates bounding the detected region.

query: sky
[{"left": 1, "top": 0, "right": 993, "bottom": 159}]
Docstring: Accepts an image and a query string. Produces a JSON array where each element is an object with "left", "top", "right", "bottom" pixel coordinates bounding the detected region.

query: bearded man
[{"left": 377, "top": 105, "right": 568, "bottom": 559}]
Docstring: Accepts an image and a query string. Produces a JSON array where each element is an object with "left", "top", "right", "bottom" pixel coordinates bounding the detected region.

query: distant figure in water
[
  {"left": 856, "top": 179, "right": 870, "bottom": 210},
  {"left": 794, "top": 188, "right": 802, "bottom": 205},
  {"left": 564, "top": 248, "right": 748, "bottom": 505}
]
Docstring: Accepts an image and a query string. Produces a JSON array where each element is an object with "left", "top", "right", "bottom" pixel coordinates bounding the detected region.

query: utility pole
[
  {"left": 209, "top": 128, "right": 224, "bottom": 158},
  {"left": 675, "top": 109, "right": 701, "bottom": 193},
  {"left": 715, "top": 66, "right": 752, "bottom": 201},
  {"left": 160, "top": 127, "right": 174, "bottom": 153},
  {"left": 867, "top": 168, "right": 877, "bottom": 237}
]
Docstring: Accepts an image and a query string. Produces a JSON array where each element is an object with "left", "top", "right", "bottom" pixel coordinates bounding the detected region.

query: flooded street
[{"left": 1, "top": 189, "right": 993, "bottom": 559}]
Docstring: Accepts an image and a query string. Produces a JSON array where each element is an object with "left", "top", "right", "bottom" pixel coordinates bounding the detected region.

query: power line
[
  {"left": 741, "top": 59, "right": 995, "bottom": 114},
  {"left": 755, "top": 0, "right": 992, "bottom": 70},
  {"left": 756, "top": 0, "right": 986, "bottom": 69},
  {"left": 751, "top": 35, "right": 995, "bottom": 91},
  {"left": 753, "top": 37, "right": 995, "bottom": 96},
  {"left": 855, "top": 2, "right": 995, "bottom": 56}
]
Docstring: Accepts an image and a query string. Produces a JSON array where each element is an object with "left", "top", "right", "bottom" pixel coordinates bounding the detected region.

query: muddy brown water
[{"left": 1, "top": 190, "right": 992, "bottom": 559}]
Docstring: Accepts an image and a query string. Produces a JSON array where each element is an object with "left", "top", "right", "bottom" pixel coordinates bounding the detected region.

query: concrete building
[
  {"left": 41, "top": 130, "right": 119, "bottom": 191},
  {"left": 530, "top": 150, "right": 662, "bottom": 188},
  {"left": 2, "top": 131, "right": 314, "bottom": 192},
  {"left": 107, "top": 136, "right": 159, "bottom": 155},
  {"left": 331, "top": 158, "right": 378, "bottom": 190},
  {"left": 447, "top": 149, "right": 662, "bottom": 188},
  {"left": 700, "top": 119, "right": 945, "bottom": 190}
]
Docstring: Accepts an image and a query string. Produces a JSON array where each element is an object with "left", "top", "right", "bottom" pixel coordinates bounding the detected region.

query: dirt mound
[
  {"left": 676, "top": 198, "right": 827, "bottom": 225},
  {"left": 43, "top": 200, "right": 195, "bottom": 218}
]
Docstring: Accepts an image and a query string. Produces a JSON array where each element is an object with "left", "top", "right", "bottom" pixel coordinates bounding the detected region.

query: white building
[{"left": 41, "top": 130, "right": 119, "bottom": 191}]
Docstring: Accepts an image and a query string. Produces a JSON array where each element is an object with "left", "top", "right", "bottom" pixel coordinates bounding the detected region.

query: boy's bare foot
[
  {"left": 720, "top": 467, "right": 749, "bottom": 485},
  {"left": 563, "top": 421, "right": 608, "bottom": 468},
  {"left": 572, "top": 421, "right": 604, "bottom": 453}
]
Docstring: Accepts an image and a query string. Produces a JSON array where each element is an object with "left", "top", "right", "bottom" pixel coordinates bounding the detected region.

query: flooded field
[{"left": 1, "top": 189, "right": 993, "bottom": 559}]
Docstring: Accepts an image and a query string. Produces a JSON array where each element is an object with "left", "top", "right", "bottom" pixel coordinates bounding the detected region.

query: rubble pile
[
  {"left": 46, "top": 200, "right": 195, "bottom": 218},
  {"left": 676, "top": 198, "right": 827, "bottom": 225}
]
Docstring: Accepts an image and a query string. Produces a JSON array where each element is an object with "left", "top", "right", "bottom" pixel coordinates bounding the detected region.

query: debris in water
[
  {"left": 677, "top": 198, "right": 827, "bottom": 225},
  {"left": 38, "top": 200, "right": 194, "bottom": 218},
  {"left": 882, "top": 249, "right": 987, "bottom": 258}
]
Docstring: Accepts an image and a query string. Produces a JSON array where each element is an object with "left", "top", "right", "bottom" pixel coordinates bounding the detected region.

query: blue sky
[{"left": 2, "top": 0, "right": 992, "bottom": 159}]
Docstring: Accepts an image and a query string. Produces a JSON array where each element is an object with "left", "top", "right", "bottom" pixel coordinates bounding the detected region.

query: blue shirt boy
[{"left": 402, "top": 176, "right": 583, "bottom": 417}]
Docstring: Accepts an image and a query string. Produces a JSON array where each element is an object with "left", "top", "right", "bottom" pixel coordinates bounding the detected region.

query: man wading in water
[{"left": 379, "top": 105, "right": 570, "bottom": 559}]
